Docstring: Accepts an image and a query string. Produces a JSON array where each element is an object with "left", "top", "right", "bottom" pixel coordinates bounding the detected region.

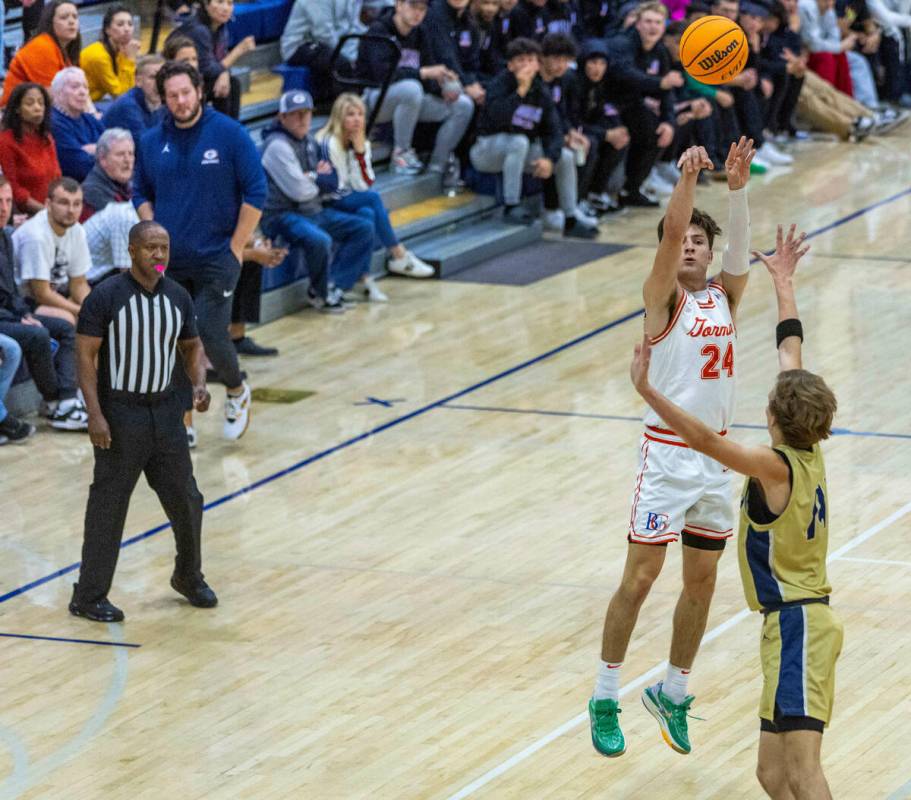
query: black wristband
[{"left": 776, "top": 318, "right": 803, "bottom": 348}]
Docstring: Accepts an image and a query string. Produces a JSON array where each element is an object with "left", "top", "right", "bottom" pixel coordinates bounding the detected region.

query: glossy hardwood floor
[{"left": 1, "top": 129, "right": 911, "bottom": 800}]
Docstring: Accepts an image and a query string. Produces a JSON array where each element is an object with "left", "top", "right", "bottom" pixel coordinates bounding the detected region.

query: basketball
[{"left": 680, "top": 15, "right": 749, "bottom": 85}]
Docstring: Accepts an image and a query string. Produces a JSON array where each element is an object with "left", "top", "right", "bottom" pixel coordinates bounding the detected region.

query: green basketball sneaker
[
  {"left": 588, "top": 697, "right": 626, "bottom": 757},
  {"left": 641, "top": 681, "right": 694, "bottom": 754}
]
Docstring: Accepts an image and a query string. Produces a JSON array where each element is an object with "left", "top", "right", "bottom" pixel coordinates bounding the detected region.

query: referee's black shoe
[
  {"left": 69, "top": 586, "right": 125, "bottom": 622},
  {"left": 170, "top": 574, "right": 218, "bottom": 608}
]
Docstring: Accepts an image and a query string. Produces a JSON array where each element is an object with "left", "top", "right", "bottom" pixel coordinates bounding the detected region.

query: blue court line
[
  {"left": 441, "top": 403, "right": 911, "bottom": 441},
  {"left": 0, "top": 632, "right": 140, "bottom": 649},
  {"left": 1, "top": 186, "right": 908, "bottom": 609}
]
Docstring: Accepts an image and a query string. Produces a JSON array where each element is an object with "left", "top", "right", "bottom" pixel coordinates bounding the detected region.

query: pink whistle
[{"left": 154, "top": 263, "right": 166, "bottom": 273}]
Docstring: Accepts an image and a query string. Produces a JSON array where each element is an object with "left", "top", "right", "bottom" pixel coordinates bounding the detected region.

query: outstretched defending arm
[
  {"left": 718, "top": 137, "right": 755, "bottom": 316},
  {"left": 643, "top": 146, "right": 713, "bottom": 338}
]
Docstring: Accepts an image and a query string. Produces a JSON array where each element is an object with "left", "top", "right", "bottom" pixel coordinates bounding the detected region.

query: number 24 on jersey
[{"left": 701, "top": 343, "right": 734, "bottom": 380}]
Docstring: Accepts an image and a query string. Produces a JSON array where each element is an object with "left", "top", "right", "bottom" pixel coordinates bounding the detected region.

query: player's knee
[
  {"left": 683, "top": 570, "right": 717, "bottom": 600},
  {"left": 756, "top": 759, "right": 785, "bottom": 795},
  {"left": 622, "top": 566, "right": 660, "bottom": 603},
  {"left": 783, "top": 751, "right": 821, "bottom": 794}
]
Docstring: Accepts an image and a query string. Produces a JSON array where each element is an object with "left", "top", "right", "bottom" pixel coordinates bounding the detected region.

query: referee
[{"left": 69, "top": 221, "right": 218, "bottom": 622}]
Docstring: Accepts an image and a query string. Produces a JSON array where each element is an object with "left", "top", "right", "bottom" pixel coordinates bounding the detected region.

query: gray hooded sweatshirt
[{"left": 280, "top": 0, "right": 367, "bottom": 63}]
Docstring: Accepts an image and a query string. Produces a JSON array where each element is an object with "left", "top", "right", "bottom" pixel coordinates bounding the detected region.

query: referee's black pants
[{"left": 74, "top": 392, "right": 205, "bottom": 604}]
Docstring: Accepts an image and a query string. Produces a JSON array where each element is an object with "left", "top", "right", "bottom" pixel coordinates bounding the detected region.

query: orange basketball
[{"left": 679, "top": 16, "right": 748, "bottom": 86}]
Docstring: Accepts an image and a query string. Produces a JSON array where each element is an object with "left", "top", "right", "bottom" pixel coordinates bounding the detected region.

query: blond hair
[
  {"left": 636, "top": 1, "right": 669, "bottom": 18},
  {"left": 315, "top": 92, "right": 367, "bottom": 148},
  {"left": 769, "top": 369, "right": 838, "bottom": 449}
]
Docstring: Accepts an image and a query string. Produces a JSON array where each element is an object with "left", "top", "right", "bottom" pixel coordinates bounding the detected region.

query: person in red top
[
  {"left": 0, "top": 83, "right": 62, "bottom": 215},
  {"left": 1, "top": 1, "right": 82, "bottom": 107}
]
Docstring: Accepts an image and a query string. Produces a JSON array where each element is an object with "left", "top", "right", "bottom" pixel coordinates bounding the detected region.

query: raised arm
[
  {"left": 643, "top": 146, "right": 712, "bottom": 337},
  {"left": 752, "top": 223, "right": 810, "bottom": 372},
  {"left": 718, "top": 137, "right": 756, "bottom": 316}
]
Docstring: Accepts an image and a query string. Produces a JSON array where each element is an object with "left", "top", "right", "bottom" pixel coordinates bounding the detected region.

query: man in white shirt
[{"left": 13, "top": 177, "right": 92, "bottom": 328}]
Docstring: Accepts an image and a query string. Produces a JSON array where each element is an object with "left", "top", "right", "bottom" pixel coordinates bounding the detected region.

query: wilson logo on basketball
[{"left": 696, "top": 39, "right": 740, "bottom": 71}]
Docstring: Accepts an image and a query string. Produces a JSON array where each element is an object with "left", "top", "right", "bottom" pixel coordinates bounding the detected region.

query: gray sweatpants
[
  {"left": 469, "top": 134, "right": 578, "bottom": 212},
  {"left": 365, "top": 79, "right": 474, "bottom": 168}
]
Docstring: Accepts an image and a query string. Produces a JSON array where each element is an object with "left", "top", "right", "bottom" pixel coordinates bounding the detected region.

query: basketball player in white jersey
[{"left": 589, "top": 138, "right": 756, "bottom": 758}]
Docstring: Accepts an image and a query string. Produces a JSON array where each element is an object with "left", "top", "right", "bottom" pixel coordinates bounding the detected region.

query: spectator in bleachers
[
  {"left": 316, "top": 93, "right": 436, "bottom": 279},
  {"left": 0, "top": 333, "right": 36, "bottom": 444},
  {"left": 133, "top": 61, "right": 265, "bottom": 441},
  {"left": 80, "top": 128, "right": 140, "bottom": 285},
  {"left": 0, "top": 83, "right": 62, "bottom": 215},
  {"left": 260, "top": 91, "right": 378, "bottom": 304},
  {"left": 576, "top": 40, "right": 630, "bottom": 213},
  {"left": 173, "top": 0, "right": 257, "bottom": 120},
  {"left": 50, "top": 67, "right": 105, "bottom": 182},
  {"left": 581, "top": 0, "right": 625, "bottom": 36},
  {"left": 830, "top": 0, "right": 884, "bottom": 108},
  {"left": 162, "top": 34, "right": 201, "bottom": 72},
  {"left": 102, "top": 56, "right": 166, "bottom": 147},
  {"left": 1, "top": 0, "right": 81, "bottom": 107},
  {"left": 536, "top": 34, "right": 600, "bottom": 236},
  {"left": 12, "top": 177, "right": 91, "bottom": 328},
  {"left": 507, "top": 0, "right": 551, "bottom": 40},
  {"left": 547, "top": 0, "right": 584, "bottom": 37},
  {"left": 80, "top": 5, "right": 140, "bottom": 102},
  {"left": 425, "top": 0, "right": 488, "bottom": 111},
  {"left": 859, "top": 0, "right": 911, "bottom": 106},
  {"left": 0, "top": 175, "right": 85, "bottom": 432},
  {"left": 761, "top": 0, "right": 808, "bottom": 138},
  {"left": 472, "top": 0, "right": 508, "bottom": 84},
  {"left": 798, "top": 0, "right": 856, "bottom": 93},
  {"left": 357, "top": 0, "right": 474, "bottom": 180},
  {"left": 280, "top": 0, "right": 366, "bottom": 103}
]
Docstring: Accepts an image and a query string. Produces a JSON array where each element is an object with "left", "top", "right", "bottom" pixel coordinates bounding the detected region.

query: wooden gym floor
[{"left": 1, "top": 130, "right": 911, "bottom": 799}]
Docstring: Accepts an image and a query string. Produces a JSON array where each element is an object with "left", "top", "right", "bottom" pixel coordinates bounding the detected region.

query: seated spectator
[
  {"left": 424, "top": 0, "right": 487, "bottom": 108},
  {"left": 547, "top": 0, "right": 583, "bottom": 37},
  {"left": 80, "top": 5, "right": 140, "bottom": 101},
  {"left": 1, "top": 0, "right": 81, "bottom": 106},
  {"left": 0, "top": 176, "right": 88, "bottom": 430},
  {"left": 536, "top": 34, "right": 600, "bottom": 236},
  {"left": 581, "top": 0, "right": 624, "bottom": 37},
  {"left": 81, "top": 128, "right": 140, "bottom": 284},
  {"left": 507, "top": 0, "right": 551, "bottom": 40},
  {"left": 576, "top": 40, "right": 630, "bottom": 213},
  {"left": 260, "top": 91, "right": 374, "bottom": 309},
  {"left": 102, "top": 56, "right": 166, "bottom": 146},
  {"left": 0, "top": 333, "right": 36, "bottom": 444},
  {"left": 761, "top": 0, "right": 808, "bottom": 137},
  {"left": 469, "top": 38, "right": 566, "bottom": 225},
  {"left": 162, "top": 35, "right": 202, "bottom": 71},
  {"left": 173, "top": 0, "right": 257, "bottom": 119},
  {"left": 798, "top": 0, "right": 855, "bottom": 94},
  {"left": 831, "top": 0, "right": 883, "bottom": 108},
  {"left": 13, "top": 177, "right": 91, "bottom": 328},
  {"left": 50, "top": 68, "right": 105, "bottom": 182},
  {"left": 316, "top": 92, "right": 436, "bottom": 281},
  {"left": 472, "top": 0, "right": 508, "bottom": 85},
  {"left": 357, "top": 0, "right": 474, "bottom": 180},
  {"left": 279, "top": 0, "right": 366, "bottom": 102},
  {"left": 858, "top": 0, "right": 911, "bottom": 106},
  {"left": 0, "top": 83, "right": 62, "bottom": 215},
  {"left": 230, "top": 237, "right": 289, "bottom": 356}
]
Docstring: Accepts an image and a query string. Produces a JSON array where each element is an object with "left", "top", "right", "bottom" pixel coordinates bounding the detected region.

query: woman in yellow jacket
[{"left": 80, "top": 5, "right": 139, "bottom": 100}]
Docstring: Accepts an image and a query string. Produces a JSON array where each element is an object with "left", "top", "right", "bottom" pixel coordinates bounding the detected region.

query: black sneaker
[
  {"left": 69, "top": 585, "right": 125, "bottom": 622},
  {"left": 306, "top": 286, "right": 346, "bottom": 314},
  {"left": 564, "top": 218, "right": 599, "bottom": 239},
  {"left": 503, "top": 205, "right": 536, "bottom": 225},
  {"left": 47, "top": 398, "right": 88, "bottom": 431},
  {"left": 0, "top": 414, "right": 36, "bottom": 444},
  {"left": 233, "top": 336, "right": 279, "bottom": 357},
  {"left": 620, "top": 191, "right": 660, "bottom": 208},
  {"left": 171, "top": 574, "right": 218, "bottom": 608}
]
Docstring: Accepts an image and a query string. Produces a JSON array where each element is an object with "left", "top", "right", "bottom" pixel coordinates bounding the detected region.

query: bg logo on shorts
[{"left": 645, "top": 512, "right": 670, "bottom": 532}]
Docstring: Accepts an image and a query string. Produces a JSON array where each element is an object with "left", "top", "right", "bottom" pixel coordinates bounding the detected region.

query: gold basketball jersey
[{"left": 738, "top": 444, "right": 831, "bottom": 612}]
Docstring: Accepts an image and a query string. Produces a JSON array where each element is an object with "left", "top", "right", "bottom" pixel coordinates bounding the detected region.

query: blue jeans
[
  {"left": 0, "top": 333, "right": 23, "bottom": 424},
  {"left": 262, "top": 207, "right": 373, "bottom": 292},
  {"left": 329, "top": 191, "right": 399, "bottom": 250}
]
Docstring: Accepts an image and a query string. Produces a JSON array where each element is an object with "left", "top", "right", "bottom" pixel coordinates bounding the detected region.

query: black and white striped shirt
[{"left": 77, "top": 272, "right": 198, "bottom": 396}]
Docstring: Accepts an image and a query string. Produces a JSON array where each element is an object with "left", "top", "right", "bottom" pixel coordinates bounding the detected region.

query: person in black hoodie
[
  {"left": 470, "top": 37, "right": 563, "bottom": 224},
  {"left": 424, "top": 0, "right": 488, "bottom": 106},
  {"left": 472, "top": 0, "right": 508, "bottom": 84},
  {"left": 606, "top": 1, "right": 683, "bottom": 206},
  {"left": 576, "top": 39, "right": 630, "bottom": 213},
  {"left": 507, "top": 0, "right": 550, "bottom": 39},
  {"left": 357, "top": 0, "right": 474, "bottom": 178}
]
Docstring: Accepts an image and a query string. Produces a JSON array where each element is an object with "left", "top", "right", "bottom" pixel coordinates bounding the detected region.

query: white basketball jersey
[{"left": 644, "top": 281, "right": 736, "bottom": 433}]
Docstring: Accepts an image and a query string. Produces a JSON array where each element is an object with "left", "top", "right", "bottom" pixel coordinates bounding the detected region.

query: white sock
[
  {"left": 593, "top": 660, "right": 622, "bottom": 701},
  {"left": 663, "top": 664, "right": 691, "bottom": 704}
]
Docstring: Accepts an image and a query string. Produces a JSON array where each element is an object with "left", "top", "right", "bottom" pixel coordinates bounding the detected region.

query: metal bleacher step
[
  {"left": 406, "top": 217, "right": 543, "bottom": 278},
  {"left": 393, "top": 193, "right": 498, "bottom": 241},
  {"left": 373, "top": 171, "right": 444, "bottom": 213}
]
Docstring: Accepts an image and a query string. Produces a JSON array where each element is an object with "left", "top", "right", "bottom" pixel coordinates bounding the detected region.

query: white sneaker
[
  {"left": 757, "top": 142, "right": 793, "bottom": 165},
  {"left": 388, "top": 250, "right": 434, "bottom": 278},
  {"left": 543, "top": 209, "right": 566, "bottom": 232},
  {"left": 644, "top": 169, "right": 675, "bottom": 196},
  {"left": 223, "top": 382, "right": 251, "bottom": 441},
  {"left": 654, "top": 161, "right": 682, "bottom": 186},
  {"left": 48, "top": 397, "right": 89, "bottom": 431},
  {"left": 186, "top": 425, "right": 197, "bottom": 449},
  {"left": 573, "top": 206, "right": 600, "bottom": 228},
  {"left": 751, "top": 153, "right": 773, "bottom": 171},
  {"left": 363, "top": 275, "right": 388, "bottom": 302}
]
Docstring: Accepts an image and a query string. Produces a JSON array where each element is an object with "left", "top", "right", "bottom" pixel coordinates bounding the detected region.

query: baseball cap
[
  {"left": 740, "top": 1, "right": 770, "bottom": 16},
  {"left": 279, "top": 90, "right": 314, "bottom": 114}
]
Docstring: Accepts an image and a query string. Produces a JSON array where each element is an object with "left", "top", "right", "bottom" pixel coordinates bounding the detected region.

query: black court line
[
  {"left": 0, "top": 632, "right": 140, "bottom": 649},
  {"left": 1, "top": 185, "right": 909, "bottom": 608},
  {"left": 441, "top": 403, "right": 911, "bottom": 440}
]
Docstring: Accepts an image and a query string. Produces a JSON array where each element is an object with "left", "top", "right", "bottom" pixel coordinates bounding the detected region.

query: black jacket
[
  {"left": 357, "top": 9, "right": 439, "bottom": 93},
  {"left": 577, "top": 41, "right": 625, "bottom": 137},
  {"left": 476, "top": 15, "right": 507, "bottom": 84},
  {"left": 541, "top": 69, "right": 582, "bottom": 133},
  {"left": 424, "top": 0, "right": 481, "bottom": 85},
  {"left": 476, "top": 69, "right": 564, "bottom": 161},
  {"left": 580, "top": 0, "right": 625, "bottom": 37},
  {"left": 0, "top": 228, "right": 30, "bottom": 322},
  {"left": 606, "top": 27, "right": 677, "bottom": 123},
  {"left": 507, "top": 0, "right": 551, "bottom": 40}
]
